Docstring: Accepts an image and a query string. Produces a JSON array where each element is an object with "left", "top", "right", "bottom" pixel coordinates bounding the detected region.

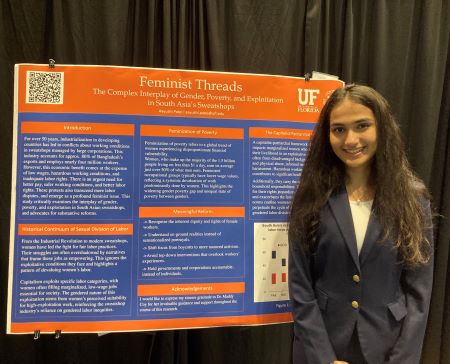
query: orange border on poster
[
  {"left": 17, "top": 64, "right": 344, "bottom": 122},
  {"left": 9, "top": 312, "right": 293, "bottom": 333}
]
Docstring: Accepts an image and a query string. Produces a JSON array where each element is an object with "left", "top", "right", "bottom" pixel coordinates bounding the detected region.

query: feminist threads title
[{"left": 139, "top": 76, "right": 243, "bottom": 92}]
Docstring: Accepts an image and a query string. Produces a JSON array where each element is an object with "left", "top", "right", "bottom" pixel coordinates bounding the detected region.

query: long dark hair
[{"left": 289, "top": 84, "right": 432, "bottom": 266}]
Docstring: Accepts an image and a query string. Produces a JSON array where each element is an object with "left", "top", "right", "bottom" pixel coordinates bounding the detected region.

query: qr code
[{"left": 26, "top": 71, "right": 64, "bottom": 104}]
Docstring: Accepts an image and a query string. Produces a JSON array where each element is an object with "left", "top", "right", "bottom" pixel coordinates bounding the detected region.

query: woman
[{"left": 288, "top": 84, "right": 433, "bottom": 364}]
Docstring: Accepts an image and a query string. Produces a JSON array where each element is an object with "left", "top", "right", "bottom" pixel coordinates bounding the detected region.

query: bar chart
[{"left": 253, "top": 222, "right": 289, "bottom": 302}]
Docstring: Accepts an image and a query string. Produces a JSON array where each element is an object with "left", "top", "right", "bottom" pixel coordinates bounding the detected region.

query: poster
[{"left": 8, "top": 64, "right": 343, "bottom": 333}]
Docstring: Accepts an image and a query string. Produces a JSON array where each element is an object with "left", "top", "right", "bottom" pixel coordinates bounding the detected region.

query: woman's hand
[{"left": 333, "top": 361, "right": 349, "bottom": 364}]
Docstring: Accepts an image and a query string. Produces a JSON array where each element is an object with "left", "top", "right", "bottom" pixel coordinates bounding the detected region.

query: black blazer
[{"left": 289, "top": 187, "right": 433, "bottom": 364}]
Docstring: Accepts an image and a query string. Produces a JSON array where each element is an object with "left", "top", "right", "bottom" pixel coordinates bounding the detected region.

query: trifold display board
[{"left": 8, "top": 64, "right": 343, "bottom": 334}]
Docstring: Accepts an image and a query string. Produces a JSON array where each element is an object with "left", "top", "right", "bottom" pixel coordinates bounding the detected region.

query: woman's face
[{"left": 329, "top": 97, "right": 378, "bottom": 173}]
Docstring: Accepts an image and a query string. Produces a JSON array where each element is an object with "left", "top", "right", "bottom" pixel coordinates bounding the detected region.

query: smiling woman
[
  {"left": 329, "top": 100, "right": 378, "bottom": 174},
  {"left": 289, "top": 84, "right": 433, "bottom": 364}
]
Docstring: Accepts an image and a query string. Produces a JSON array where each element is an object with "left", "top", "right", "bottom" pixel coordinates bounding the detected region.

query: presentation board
[{"left": 8, "top": 64, "right": 343, "bottom": 333}]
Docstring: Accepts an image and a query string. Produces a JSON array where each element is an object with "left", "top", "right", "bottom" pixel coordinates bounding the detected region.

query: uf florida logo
[{"left": 297, "top": 88, "right": 320, "bottom": 112}]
